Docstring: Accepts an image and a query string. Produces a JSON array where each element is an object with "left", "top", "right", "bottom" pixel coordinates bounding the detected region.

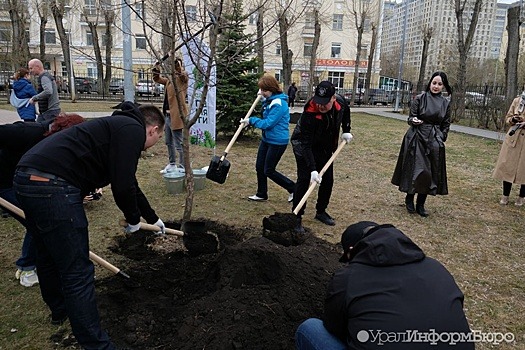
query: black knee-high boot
[
  {"left": 405, "top": 193, "right": 415, "bottom": 213},
  {"left": 416, "top": 194, "right": 428, "bottom": 217}
]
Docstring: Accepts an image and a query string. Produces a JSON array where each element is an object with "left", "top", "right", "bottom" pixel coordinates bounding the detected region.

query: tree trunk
[
  {"left": 351, "top": 27, "right": 363, "bottom": 106},
  {"left": 364, "top": 24, "right": 377, "bottom": 105},
  {"left": 418, "top": 26, "right": 432, "bottom": 92},
  {"left": 453, "top": 0, "right": 483, "bottom": 122},
  {"left": 257, "top": 7, "right": 264, "bottom": 73},
  {"left": 307, "top": 10, "right": 320, "bottom": 101},
  {"left": 8, "top": 0, "right": 30, "bottom": 67},
  {"left": 505, "top": 5, "right": 521, "bottom": 109},
  {"left": 50, "top": 1, "right": 73, "bottom": 98},
  {"left": 279, "top": 14, "right": 291, "bottom": 87},
  {"left": 103, "top": 10, "right": 114, "bottom": 95}
]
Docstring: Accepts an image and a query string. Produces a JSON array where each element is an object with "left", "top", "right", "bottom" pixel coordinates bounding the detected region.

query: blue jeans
[
  {"left": 255, "top": 140, "right": 295, "bottom": 198},
  {"left": 295, "top": 318, "right": 347, "bottom": 350},
  {"left": 164, "top": 115, "right": 183, "bottom": 165},
  {"left": 13, "top": 171, "right": 114, "bottom": 350},
  {"left": 0, "top": 187, "right": 36, "bottom": 271}
]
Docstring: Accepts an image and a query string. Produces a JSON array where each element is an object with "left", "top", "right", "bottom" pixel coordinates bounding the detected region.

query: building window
[
  {"left": 45, "top": 29, "right": 56, "bottom": 44},
  {"left": 304, "top": 43, "right": 312, "bottom": 57},
  {"left": 331, "top": 43, "right": 341, "bottom": 58},
  {"left": 249, "top": 12, "right": 258, "bottom": 25},
  {"left": 86, "top": 31, "right": 93, "bottom": 46},
  {"left": 84, "top": 0, "right": 96, "bottom": 15},
  {"left": 276, "top": 44, "right": 281, "bottom": 55},
  {"left": 305, "top": 12, "right": 314, "bottom": 29},
  {"left": 136, "top": 35, "right": 146, "bottom": 50},
  {"left": 186, "top": 5, "right": 196, "bottom": 22},
  {"left": 328, "top": 71, "right": 344, "bottom": 90},
  {"left": 135, "top": 2, "right": 144, "bottom": 20},
  {"left": 275, "top": 69, "right": 282, "bottom": 82},
  {"left": 333, "top": 14, "right": 343, "bottom": 31},
  {"left": 87, "top": 62, "right": 97, "bottom": 78},
  {"left": 0, "top": 26, "right": 10, "bottom": 42}
]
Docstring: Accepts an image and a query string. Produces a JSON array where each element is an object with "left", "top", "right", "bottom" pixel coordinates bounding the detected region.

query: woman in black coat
[{"left": 391, "top": 71, "right": 452, "bottom": 217}]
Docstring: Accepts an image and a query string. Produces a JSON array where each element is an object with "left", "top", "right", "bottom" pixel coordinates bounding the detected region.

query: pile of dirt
[{"left": 75, "top": 221, "right": 342, "bottom": 349}]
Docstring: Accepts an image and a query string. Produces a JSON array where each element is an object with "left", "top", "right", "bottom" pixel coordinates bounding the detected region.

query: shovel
[
  {"left": 293, "top": 140, "right": 348, "bottom": 215},
  {"left": 118, "top": 219, "right": 218, "bottom": 255},
  {"left": 0, "top": 197, "right": 130, "bottom": 279},
  {"left": 206, "top": 94, "right": 262, "bottom": 184}
]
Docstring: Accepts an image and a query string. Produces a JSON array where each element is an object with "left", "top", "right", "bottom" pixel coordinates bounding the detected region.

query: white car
[{"left": 136, "top": 79, "right": 161, "bottom": 96}]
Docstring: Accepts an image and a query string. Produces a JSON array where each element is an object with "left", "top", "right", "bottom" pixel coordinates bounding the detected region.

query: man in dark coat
[
  {"left": 13, "top": 102, "right": 166, "bottom": 350},
  {"left": 296, "top": 221, "right": 473, "bottom": 350},
  {"left": 291, "top": 81, "right": 352, "bottom": 231}
]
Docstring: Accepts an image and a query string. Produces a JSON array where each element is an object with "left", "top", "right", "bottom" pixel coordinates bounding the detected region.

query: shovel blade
[{"left": 206, "top": 156, "right": 230, "bottom": 184}]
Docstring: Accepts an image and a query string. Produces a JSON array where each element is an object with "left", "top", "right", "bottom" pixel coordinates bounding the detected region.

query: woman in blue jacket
[
  {"left": 241, "top": 75, "right": 295, "bottom": 202},
  {"left": 11, "top": 68, "right": 37, "bottom": 122}
]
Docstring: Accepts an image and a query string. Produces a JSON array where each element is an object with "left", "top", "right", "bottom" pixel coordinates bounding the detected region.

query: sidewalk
[
  {"left": 352, "top": 107, "right": 505, "bottom": 141},
  {"left": 0, "top": 109, "right": 110, "bottom": 125},
  {"left": 1, "top": 106, "right": 506, "bottom": 141}
]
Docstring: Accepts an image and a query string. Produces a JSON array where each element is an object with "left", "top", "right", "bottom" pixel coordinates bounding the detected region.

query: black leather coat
[{"left": 391, "top": 92, "right": 450, "bottom": 195}]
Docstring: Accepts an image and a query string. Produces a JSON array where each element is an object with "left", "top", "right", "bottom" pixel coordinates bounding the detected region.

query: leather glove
[
  {"left": 240, "top": 117, "right": 250, "bottom": 127},
  {"left": 341, "top": 132, "right": 353, "bottom": 143},
  {"left": 310, "top": 171, "right": 322, "bottom": 184},
  {"left": 153, "top": 218, "right": 166, "bottom": 235},
  {"left": 124, "top": 222, "right": 141, "bottom": 234}
]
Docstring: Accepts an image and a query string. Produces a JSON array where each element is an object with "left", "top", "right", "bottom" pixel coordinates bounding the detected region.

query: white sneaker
[
  {"left": 288, "top": 193, "right": 294, "bottom": 203},
  {"left": 160, "top": 163, "right": 177, "bottom": 174},
  {"left": 248, "top": 195, "right": 267, "bottom": 201},
  {"left": 15, "top": 269, "right": 21, "bottom": 280},
  {"left": 19, "top": 270, "right": 39, "bottom": 287}
]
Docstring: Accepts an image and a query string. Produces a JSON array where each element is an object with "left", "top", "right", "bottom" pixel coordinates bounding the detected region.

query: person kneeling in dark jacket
[{"left": 295, "top": 221, "right": 473, "bottom": 350}]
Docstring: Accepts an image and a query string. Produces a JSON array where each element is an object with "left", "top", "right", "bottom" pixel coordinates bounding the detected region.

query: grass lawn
[{"left": 0, "top": 112, "right": 523, "bottom": 349}]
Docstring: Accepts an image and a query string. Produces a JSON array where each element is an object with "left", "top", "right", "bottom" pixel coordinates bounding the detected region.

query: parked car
[
  {"left": 74, "top": 77, "right": 97, "bottom": 94},
  {"left": 136, "top": 79, "right": 160, "bottom": 96},
  {"left": 465, "top": 91, "right": 487, "bottom": 108},
  {"left": 109, "top": 78, "right": 124, "bottom": 94},
  {"left": 368, "top": 89, "right": 394, "bottom": 106}
]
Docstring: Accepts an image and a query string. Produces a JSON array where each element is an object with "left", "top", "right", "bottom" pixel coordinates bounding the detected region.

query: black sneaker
[
  {"left": 315, "top": 211, "right": 335, "bottom": 226},
  {"left": 51, "top": 313, "right": 68, "bottom": 325}
]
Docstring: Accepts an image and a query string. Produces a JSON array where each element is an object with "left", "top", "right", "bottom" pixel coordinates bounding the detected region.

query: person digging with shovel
[
  {"left": 291, "top": 81, "right": 352, "bottom": 233},
  {"left": 13, "top": 102, "right": 166, "bottom": 350}
]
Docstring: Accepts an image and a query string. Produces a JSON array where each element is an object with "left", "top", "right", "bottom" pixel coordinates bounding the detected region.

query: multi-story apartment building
[
  {"left": 0, "top": 0, "right": 384, "bottom": 93},
  {"left": 381, "top": 0, "right": 503, "bottom": 84}
]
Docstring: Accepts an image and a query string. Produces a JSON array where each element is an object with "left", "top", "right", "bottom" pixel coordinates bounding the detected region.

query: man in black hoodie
[
  {"left": 13, "top": 102, "right": 165, "bottom": 350},
  {"left": 296, "top": 221, "right": 474, "bottom": 350}
]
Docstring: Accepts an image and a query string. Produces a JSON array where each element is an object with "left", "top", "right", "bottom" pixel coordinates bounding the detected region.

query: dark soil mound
[{"left": 91, "top": 221, "right": 342, "bottom": 349}]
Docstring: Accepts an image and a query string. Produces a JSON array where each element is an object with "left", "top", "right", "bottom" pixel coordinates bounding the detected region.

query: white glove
[
  {"left": 240, "top": 117, "right": 250, "bottom": 127},
  {"left": 153, "top": 218, "right": 166, "bottom": 235},
  {"left": 310, "top": 171, "right": 322, "bottom": 184},
  {"left": 124, "top": 222, "right": 141, "bottom": 234},
  {"left": 341, "top": 132, "right": 353, "bottom": 143}
]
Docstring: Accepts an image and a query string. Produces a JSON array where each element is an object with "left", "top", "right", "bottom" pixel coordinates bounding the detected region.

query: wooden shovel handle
[
  {"left": 221, "top": 94, "right": 263, "bottom": 159},
  {"left": 0, "top": 197, "right": 129, "bottom": 278},
  {"left": 118, "top": 219, "right": 184, "bottom": 237},
  {"left": 293, "top": 141, "right": 348, "bottom": 215}
]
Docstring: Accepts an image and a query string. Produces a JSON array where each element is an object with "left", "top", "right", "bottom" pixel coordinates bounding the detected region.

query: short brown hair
[
  {"left": 14, "top": 68, "right": 29, "bottom": 80},
  {"left": 258, "top": 75, "right": 282, "bottom": 94},
  {"left": 139, "top": 105, "right": 165, "bottom": 130}
]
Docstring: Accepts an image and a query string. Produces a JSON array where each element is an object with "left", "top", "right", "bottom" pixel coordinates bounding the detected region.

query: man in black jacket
[
  {"left": 295, "top": 222, "right": 474, "bottom": 349},
  {"left": 13, "top": 102, "right": 165, "bottom": 350},
  {"left": 291, "top": 81, "right": 352, "bottom": 232}
]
